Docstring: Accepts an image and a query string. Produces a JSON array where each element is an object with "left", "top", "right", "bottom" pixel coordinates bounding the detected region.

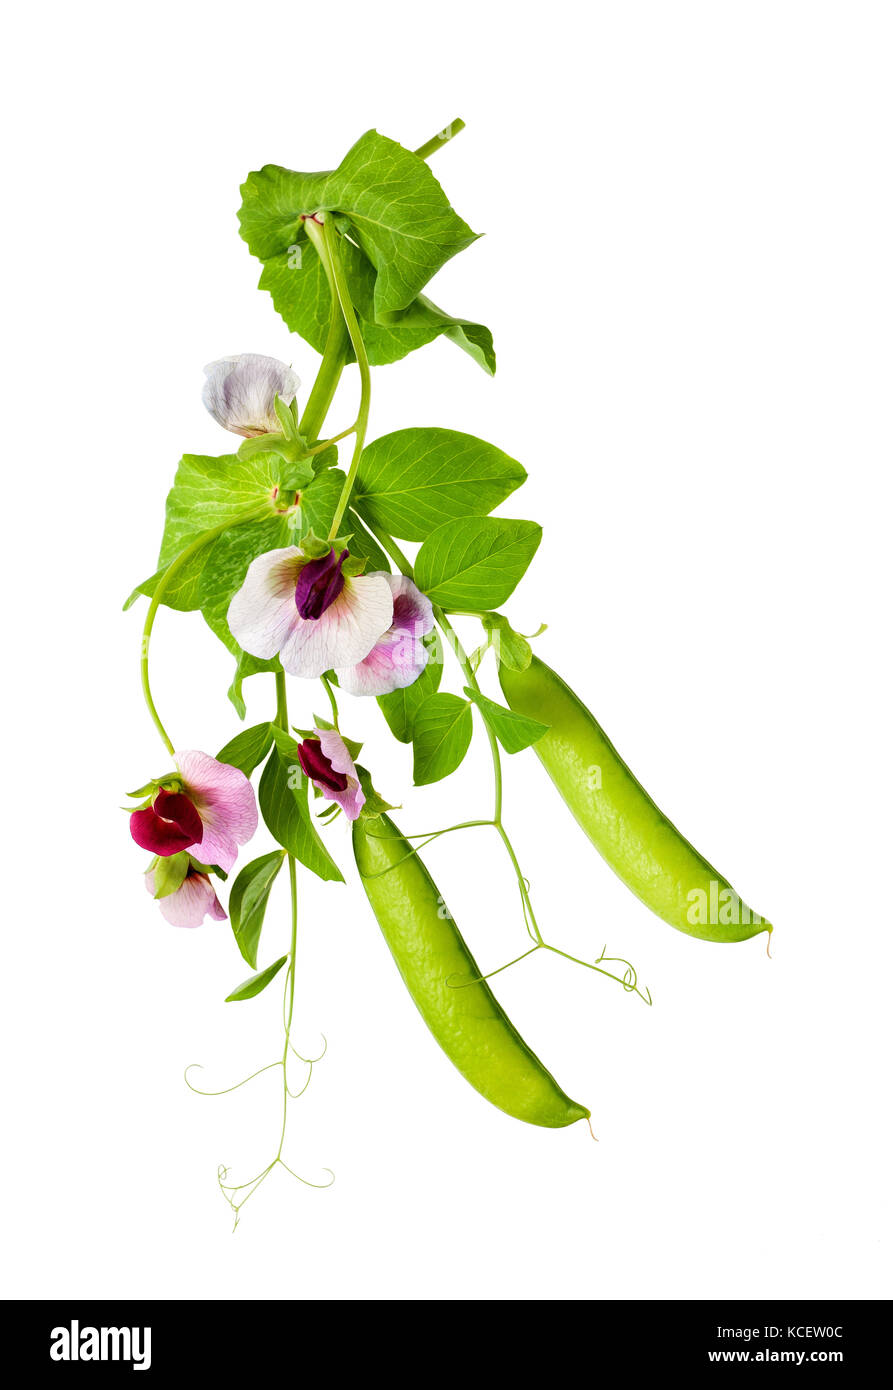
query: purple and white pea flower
[
  {"left": 227, "top": 547, "right": 433, "bottom": 693},
  {"left": 227, "top": 546, "right": 394, "bottom": 681},
  {"left": 336, "top": 573, "right": 434, "bottom": 696},
  {"left": 202, "top": 353, "right": 300, "bottom": 439},
  {"left": 129, "top": 751, "right": 258, "bottom": 873},
  {"left": 297, "top": 728, "right": 365, "bottom": 821},
  {"left": 144, "top": 863, "right": 228, "bottom": 928}
]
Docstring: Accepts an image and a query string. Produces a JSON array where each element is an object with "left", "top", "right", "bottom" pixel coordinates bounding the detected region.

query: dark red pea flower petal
[
  {"left": 294, "top": 548, "right": 348, "bottom": 620},
  {"left": 130, "top": 790, "right": 204, "bottom": 857},
  {"left": 297, "top": 738, "right": 349, "bottom": 793}
]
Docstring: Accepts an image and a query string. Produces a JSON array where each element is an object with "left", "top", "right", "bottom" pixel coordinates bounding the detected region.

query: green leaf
[
  {"left": 228, "top": 651, "right": 281, "bottom": 720},
  {"left": 240, "top": 130, "right": 478, "bottom": 319},
  {"left": 225, "top": 954, "right": 288, "bottom": 1002},
  {"left": 414, "top": 518, "right": 542, "bottom": 611},
  {"left": 463, "top": 687, "right": 549, "bottom": 754},
  {"left": 354, "top": 429, "right": 525, "bottom": 541},
  {"left": 355, "top": 764, "right": 398, "bottom": 819},
  {"left": 151, "top": 852, "right": 189, "bottom": 899},
  {"left": 377, "top": 630, "right": 443, "bottom": 742},
  {"left": 228, "top": 850, "right": 286, "bottom": 969},
  {"left": 129, "top": 453, "right": 280, "bottom": 612},
  {"left": 412, "top": 693, "right": 473, "bottom": 786},
  {"left": 258, "top": 747, "right": 344, "bottom": 883},
  {"left": 240, "top": 153, "right": 493, "bottom": 373},
  {"left": 216, "top": 723, "right": 274, "bottom": 776},
  {"left": 481, "top": 612, "right": 535, "bottom": 672}
]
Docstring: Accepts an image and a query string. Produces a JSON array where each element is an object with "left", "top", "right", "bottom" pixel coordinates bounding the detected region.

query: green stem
[
  {"left": 303, "top": 217, "right": 372, "bottom": 541},
  {"left": 141, "top": 504, "right": 273, "bottom": 756},
  {"left": 414, "top": 118, "right": 466, "bottom": 160},
  {"left": 357, "top": 519, "right": 543, "bottom": 945},
  {"left": 320, "top": 674, "right": 340, "bottom": 728},
  {"left": 299, "top": 300, "right": 351, "bottom": 444},
  {"left": 273, "top": 669, "right": 300, "bottom": 1158}
]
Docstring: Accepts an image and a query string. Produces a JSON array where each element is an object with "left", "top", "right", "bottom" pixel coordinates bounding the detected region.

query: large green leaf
[
  {"left": 258, "top": 744, "right": 344, "bottom": 883},
  {"left": 228, "top": 850, "right": 285, "bottom": 969},
  {"left": 414, "top": 518, "right": 542, "bottom": 611},
  {"left": 225, "top": 955, "right": 288, "bottom": 1003},
  {"left": 412, "top": 693, "right": 473, "bottom": 785},
  {"left": 240, "top": 130, "right": 478, "bottom": 318},
  {"left": 355, "top": 429, "right": 525, "bottom": 541},
  {"left": 377, "top": 630, "right": 443, "bottom": 742},
  {"left": 240, "top": 139, "right": 493, "bottom": 373},
  {"left": 126, "top": 452, "right": 283, "bottom": 612},
  {"left": 463, "top": 687, "right": 549, "bottom": 754}
]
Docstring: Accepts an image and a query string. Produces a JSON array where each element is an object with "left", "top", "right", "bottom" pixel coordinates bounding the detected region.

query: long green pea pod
[
  {"left": 499, "top": 657, "right": 771, "bottom": 945},
  {"left": 352, "top": 814, "right": 589, "bottom": 1129}
]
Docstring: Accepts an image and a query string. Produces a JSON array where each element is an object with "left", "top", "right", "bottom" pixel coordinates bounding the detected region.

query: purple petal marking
[
  {"left": 294, "top": 548, "right": 348, "bottom": 620},
  {"left": 298, "top": 738, "right": 349, "bottom": 793}
]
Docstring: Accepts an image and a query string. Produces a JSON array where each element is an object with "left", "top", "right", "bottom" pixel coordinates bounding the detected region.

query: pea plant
[{"left": 126, "top": 120, "right": 772, "bottom": 1226}]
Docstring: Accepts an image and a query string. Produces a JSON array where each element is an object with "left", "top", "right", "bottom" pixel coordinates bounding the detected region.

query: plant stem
[
  {"left": 141, "top": 504, "right": 273, "bottom": 756},
  {"left": 414, "top": 118, "right": 466, "bottom": 160},
  {"left": 304, "top": 218, "right": 372, "bottom": 541},
  {"left": 356, "top": 517, "right": 543, "bottom": 944},
  {"left": 274, "top": 668, "right": 299, "bottom": 1157},
  {"left": 299, "top": 303, "right": 350, "bottom": 444}
]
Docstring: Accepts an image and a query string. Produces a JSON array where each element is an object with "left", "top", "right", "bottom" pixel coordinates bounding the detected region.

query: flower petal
[
  {"left": 202, "top": 353, "right": 299, "bottom": 437},
  {"left": 337, "top": 574, "right": 435, "bottom": 696},
  {"left": 227, "top": 548, "right": 305, "bottom": 660},
  {"left": 279, "top": 575, "right": 393, "bottom": 679},
  {"left": 314, "top": 727, "right": 365, "bottom": 821},
  {"left": 145, "top": 868, "right": 227, "bottom": 927},
  {"left": 130, "top": 792, "right": 203, "bottom": 856},
  {"left": 175, "top": 750, "right": 258, "bottom": 872}
]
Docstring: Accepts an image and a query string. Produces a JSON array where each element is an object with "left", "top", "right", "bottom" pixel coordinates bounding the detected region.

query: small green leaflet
[
  {"left": 228, "top": 850, "right": 286, "bottom": 969},
  {"left": 258, "top": 744, "right": 344, "bottom": 883},
  {"left": 225, "top": 954, "right": 288, "bottom": 1003},
  {"left": 412, "top": 693, "right": 473, "bottom": 785},
  {"left": 228, "top": 652, "right": 282, "bottom": 721},
  {"left": 463, "top": 688, "right": 549, "bottom": 754},
  {"left": 414, "top": 518, "right": 542, "bottom": 611},
  {"left": 377, "top": 630, "right": 443, "bottom": 742},
  {"left": 354, "top": 429, "right": 526, "bottom": 541},
  {"left": 216, "top": 723, "right": 275, "bottom": 776}
]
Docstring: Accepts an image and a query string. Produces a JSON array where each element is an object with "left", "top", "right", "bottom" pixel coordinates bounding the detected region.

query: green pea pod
[
  {"left": 499, "top": 657, "right": 771, "bottom": 944},
  {"left": 352, "top": 814, "right": 589, "bottom": 1129}
]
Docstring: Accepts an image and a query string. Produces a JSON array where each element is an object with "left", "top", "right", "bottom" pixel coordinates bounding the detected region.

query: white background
[{"left": 2, "top": 1, "right": 891, "bottom": 1300}]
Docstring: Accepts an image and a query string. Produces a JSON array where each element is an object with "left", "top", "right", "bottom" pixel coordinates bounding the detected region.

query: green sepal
[
  {"left": 356, "top": 764, "right": 398, "bottom": 819},
  {"left": 152, "top": 852, "right": 190, "bottom": 900},
  {"left": 274, "top": 394, "right": 299, "bottom": 439}
]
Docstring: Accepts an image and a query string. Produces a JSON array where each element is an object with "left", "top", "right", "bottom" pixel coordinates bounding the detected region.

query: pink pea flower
[
  {"left": 337, "top": 574, "right": 434, "bottom": 697},
  {"left": 129, "top": 751, "right": 258, "bottom": 873},
  {"left": 145, "top": 864, "right": 227, "bottom": 928},
  {"left": 297, "top": 728, "right": 365, "bottom": 821},
  {"left": 227, "top": 546, "right": 393, "bottom": 680},
  {"left": 202, "top": 353, "right": 300, "bottom": 438}
]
